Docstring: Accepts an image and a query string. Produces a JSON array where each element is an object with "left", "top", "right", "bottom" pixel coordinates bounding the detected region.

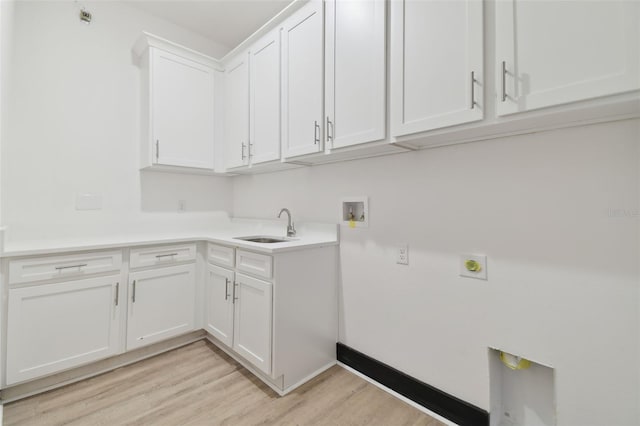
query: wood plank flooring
[{"left": 3, "top": 340, "right": 446, "bottom": 426}]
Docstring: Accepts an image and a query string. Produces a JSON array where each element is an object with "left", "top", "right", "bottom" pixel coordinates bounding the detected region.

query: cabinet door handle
[
  {"left": 233, "top": 281, "right": 239, "bottom": 303},
  {"left": 241, "top": 143, "right": 246, "bottom": 160},
  {"left": 249, "top": 143, "right": 253, "bottom": 158},
  {"left": 155, "top": 253, "right": 178, "bottom": 258},
  {"left": 55, "top": 263, "right": 87, "bottom": 270},
  {"left": 326, "top": 117, "right": 333, "bottom": 144},
  {"left": 225, "top": 278, "right": 230, "bottom": 301},
  {"left": 115, "top": 282, "right": 119, "bottom": 306},
  {"left": 132, "top": 280, "right": 137, "bottom": 303},
  {"left": 471, "top": 71, "right": 477, "bottom": 109},
  {"left": 156, "top": 140, "right": 160, "bottom": 162},
  {"left": 314, "top": 121, "right": 320, "bottom": 145},
  {"left": 501, "top": 61, "right": 507, "bottom": 102}
]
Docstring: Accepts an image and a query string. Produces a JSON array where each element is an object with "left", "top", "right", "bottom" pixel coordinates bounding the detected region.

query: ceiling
[{"left": 128, "top": 0, "right": 293, "bottom": 51}]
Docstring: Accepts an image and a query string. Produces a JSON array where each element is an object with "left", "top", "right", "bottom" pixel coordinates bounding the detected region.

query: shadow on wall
[{"left": 140, "top": 170, "right": 232, "bottom": 212}]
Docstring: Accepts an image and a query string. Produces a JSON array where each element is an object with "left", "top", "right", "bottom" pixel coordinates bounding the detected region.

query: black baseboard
[{"left": 337, "top": 343, "right": 489, "bottom": 426}]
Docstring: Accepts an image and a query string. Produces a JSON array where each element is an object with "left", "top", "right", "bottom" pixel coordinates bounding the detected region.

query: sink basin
[{"left": 233, "top": 235, "right": 298, "bottom": 244}]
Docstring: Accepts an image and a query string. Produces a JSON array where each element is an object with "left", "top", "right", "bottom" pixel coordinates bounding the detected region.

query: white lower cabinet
[
  {"left": 205, "top": 243, "right": 337, "bottom": 393},
  {"left": 127, "top": 264, "right": 196, "bottom": 350},
  {"left": 206, "top": 263, "right": 272, "bottom": 375},
  {"left": 205, "top": 264, "right": 235, "bottom": 347},
  {"left": 233, "top": 273, "right": 273, "bottom": 375},
  {"left": 6, "top": 276, "right": 121, "bottom": 385}
]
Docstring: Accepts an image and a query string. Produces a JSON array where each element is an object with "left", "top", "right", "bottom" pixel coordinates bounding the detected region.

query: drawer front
[
  {"left": 236, "top": 250, "right": 272, "bottom": 280},
  {"left": 9, "top": 251, "right": 123, "bottom": 285},
  {"left": 207, "top": 243, "right": 235, "bottom": 268},
  {"left": 130, "top": 243, "right": 196, "bottom": 269}
]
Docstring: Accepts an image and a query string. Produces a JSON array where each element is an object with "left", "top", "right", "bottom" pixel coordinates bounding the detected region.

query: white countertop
[{"left": 0, "top": 219, "right": 339, "bottom": 257}]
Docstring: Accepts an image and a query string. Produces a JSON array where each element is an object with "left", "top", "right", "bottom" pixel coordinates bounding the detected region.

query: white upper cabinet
[
  {"left": 151, "top": 50, "right": 216, "bottom": 169},
  {"left": 391, "top": 0, "right": 484, "bottom": 137},
  {"left": 224, "top": 52, "right": 251, "bottom": 169},
  {"left": 325, "top": 0, "right": 386, "bottom": 150},
  {"left": 134, "top": 33, "right": 219, "bottom": 171},
  {"left": 250, "top": 29, "right": 282, "bottom": 165},
  {"left": 281, "top": 1, "right": 325, "bottom": 159},
  {"left": 135, "top": 33, "right": 219, "bottom": 171},
  {"left": 496, "top": 0, "right": 640, "bottom": 116}
]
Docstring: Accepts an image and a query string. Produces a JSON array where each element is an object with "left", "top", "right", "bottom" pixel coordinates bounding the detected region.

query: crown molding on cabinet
[
  {"left": 220, "top": 0, "right": 310, "bottom": 65},
  {"left": 133, "top": 32, "right": 224, "bottom": 71}
]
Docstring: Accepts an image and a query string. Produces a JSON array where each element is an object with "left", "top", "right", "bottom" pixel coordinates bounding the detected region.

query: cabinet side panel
[
  {"left": 272, "top": 246, "right": 338, "bottom": 387},
  {"left": 140, "top": 50, "right": 152, "bottom": 169}
]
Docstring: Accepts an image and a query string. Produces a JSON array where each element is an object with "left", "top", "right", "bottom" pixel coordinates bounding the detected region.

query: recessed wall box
[{"left": 340, "top": 196, "right": 369, "bottom": 228}]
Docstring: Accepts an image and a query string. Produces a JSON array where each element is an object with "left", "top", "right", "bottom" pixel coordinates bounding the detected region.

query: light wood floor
[{"left": 3, "top": 340, "right": 446, "bottom": 426}]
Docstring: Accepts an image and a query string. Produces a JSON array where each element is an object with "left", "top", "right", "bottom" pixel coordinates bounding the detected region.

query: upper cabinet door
[
  {"left": 224, "top": 52, "right": 250, "bottom": 169},
  {"left": 281, "top": 1, "right": 324, "bottom": 159},
  {"left": 390, "top": 0, "right": 483, "bottom": 137},
  {"left": 325, "top": 0, "right": 386, "bottom": 150},
  {"left": 152, "top": 49, "right": 215, "bottom": 169},
  {"left": 250, "top": 29, "right": 282, "bottom": 165},
  {"left": 496, "top": 0, "right": 640, "bottom": 116}
]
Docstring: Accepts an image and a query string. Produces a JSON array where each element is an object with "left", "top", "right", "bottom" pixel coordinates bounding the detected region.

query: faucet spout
[{"left": 277, "top": 208, "right": 296, "bottom": 237}]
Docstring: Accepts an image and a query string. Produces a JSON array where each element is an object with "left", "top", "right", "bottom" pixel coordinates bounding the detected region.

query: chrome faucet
[{"left": 277, "top": 208, "right": 296, "bottom": 237}]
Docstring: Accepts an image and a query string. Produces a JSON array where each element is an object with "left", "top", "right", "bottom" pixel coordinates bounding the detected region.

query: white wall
[
  {"left": 234, "top": 119, "right": 640, "bottom": 426},
  {"left": 0, "top": 0, "right": 16, "bottom": 229},
  {"left": 2, "top": 1, "right": 233, "bottom": 242}
]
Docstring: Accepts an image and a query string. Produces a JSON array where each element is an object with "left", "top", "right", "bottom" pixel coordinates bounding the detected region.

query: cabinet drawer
[
  {"left": 130, "top": 243, "right": 196, "bottom": 269},
  {"left": 9, "top": 251, "right": 123, "bottom": 285},
  {"left": 236, "top": 250, "right": 272, "bottom": 279},
  {"left": 208, "top": 243, "right": 235, "bottom": 268}
]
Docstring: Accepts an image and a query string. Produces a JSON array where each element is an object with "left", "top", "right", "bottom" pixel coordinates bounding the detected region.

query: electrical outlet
[
  {"left": 178, "top": 200, "right": 186, "bottom": 212},
  {"left": 460, "top": 254, "right": 487, "bottom": 280},
  {"left": 396, "top": 245, "right": 409, "bottom": 265}
]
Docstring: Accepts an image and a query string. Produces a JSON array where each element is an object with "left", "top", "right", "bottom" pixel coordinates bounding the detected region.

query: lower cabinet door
[
  {"left": 6, "top": 276, "right": 121, "bottom": 385},
  {"left": 233, "top": 273, "right": 272, "bottom": 375},
  {"left": 205, "top": 264, "right": 234, "bottom": 347},
  {"left": 127, "top": 264, "right": 195, "bottom": 350}
]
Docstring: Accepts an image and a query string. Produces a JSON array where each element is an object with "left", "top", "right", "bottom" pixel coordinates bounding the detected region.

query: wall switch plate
[
  {"left": 397, "top": 245, "right": 409, "bottom": 265},
  {"left": 460, "top": 254, "right": 487, "bottom": 280},
  {"left": 75, "top": 193, "right": 102, "bottom": 210}
]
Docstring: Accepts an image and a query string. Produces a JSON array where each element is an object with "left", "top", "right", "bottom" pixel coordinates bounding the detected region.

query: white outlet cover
[
  {"left": 396, "top": 245, "right": 409, "bottom": 265},
  {"left": 460, "top": 254, "right": 487, "bottom": 280},
  {"left": 75, "top": 193, "right": 102, "bottom": 210}
]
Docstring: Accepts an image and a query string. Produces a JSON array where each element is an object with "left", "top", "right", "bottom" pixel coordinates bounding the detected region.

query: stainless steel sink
[{"left": 233, "top": 235, "right": 298, "bottom": 244}]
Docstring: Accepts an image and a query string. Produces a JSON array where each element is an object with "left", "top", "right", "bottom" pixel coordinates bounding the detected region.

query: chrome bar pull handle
[
  {"left": 155, "top": 253, "right": 178, "bottom": 258},
  {"left": 501, "top": 61, "right": 507, "bottom": 102},
  {"left": 233, "top": 282, "right": 239, "bottom": 303},
  {"left": 156, "top": 140, "right": 160, "bottom": 162},
  {"left": 241, "top": 143, "right": 246, "bottom": 160},
  {"left": 55, "top": 263, "right": 87, "bottom": 270},
  {"left": 471, "top": 71, "right": 476, "bottom": 109},
  {"left": 326, "top": 117, "right": 334, "bottom": 143},
  {"left": 132, "top": 280, "right": 137, "bottom": 303},
  {"left": 249, "top": 143, "right": 254, "bottom": 158},
  {"left": 314, "top": 121, "right": 320, "bottom": 145},
  {"left": 225, "top": 278, "right": 230, "bottom": 301},
  {"left": 115, "top": 282, "right": 119, "bottom": 306}
]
